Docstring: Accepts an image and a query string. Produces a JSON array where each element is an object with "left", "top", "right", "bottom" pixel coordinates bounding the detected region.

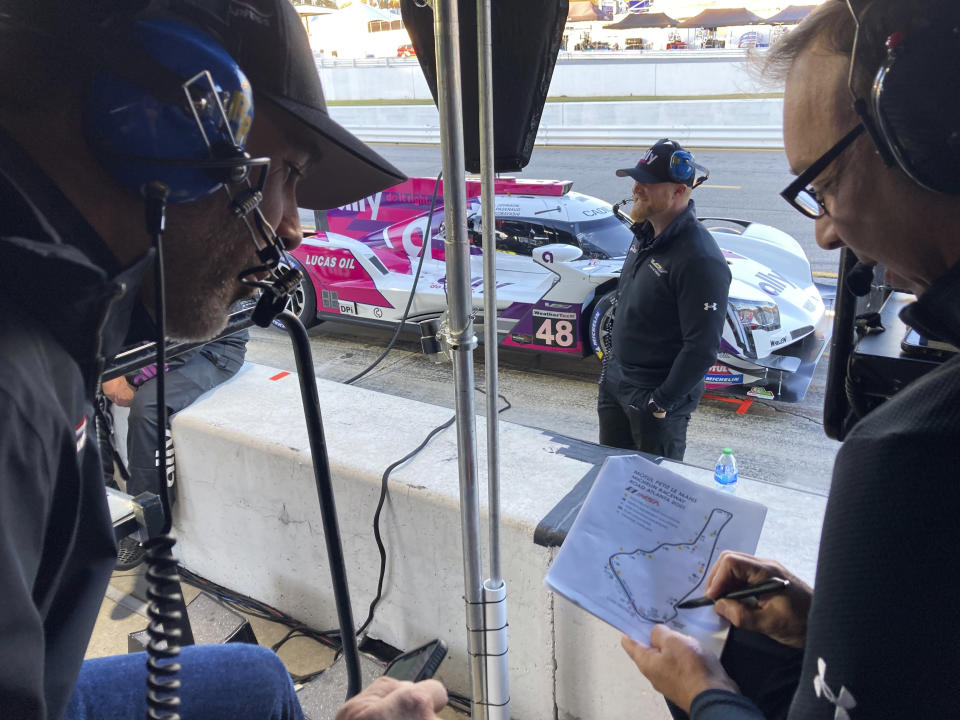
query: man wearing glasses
[{"left": 619, "top": 1, "right": 960, "bottom": 719}]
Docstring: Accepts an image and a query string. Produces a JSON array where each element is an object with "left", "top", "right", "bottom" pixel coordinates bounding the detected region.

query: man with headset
[
  {"left": 0, "top": 1, "right": 446, "bottom": 718},
  {"left": 619, "top": 1, "right": 960, "bottom": 718},
  {"left": 598, "top": 139, "right": 730, "bottom": 461}
]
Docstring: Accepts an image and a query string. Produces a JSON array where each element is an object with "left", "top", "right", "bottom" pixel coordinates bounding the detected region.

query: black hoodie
[
  {"left": 607, "top": 200, "right": 730, "bottom": 411},
  {"left": 0, "top": 129, "right": 152, "bottom": 720}
]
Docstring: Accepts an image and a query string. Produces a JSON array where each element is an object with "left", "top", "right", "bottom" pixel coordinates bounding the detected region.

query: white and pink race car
[{"left": 285, "top": 177, "right": 831, "bottom": 401}]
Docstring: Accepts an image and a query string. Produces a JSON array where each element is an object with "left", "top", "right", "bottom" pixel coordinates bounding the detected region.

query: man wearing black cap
[
  {"left": 598, "top": 139, "right": 729, "bottom": 461},
  {"left": 0, "top": 1, "right": 446, "bottom": 718}
]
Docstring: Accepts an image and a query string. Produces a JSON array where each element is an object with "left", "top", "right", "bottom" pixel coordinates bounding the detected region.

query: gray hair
[{"left": 764, "top": 0, "right": 952, "bottom": 112}]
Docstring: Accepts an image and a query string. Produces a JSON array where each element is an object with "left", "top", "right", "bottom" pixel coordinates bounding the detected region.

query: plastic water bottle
[{"left": 714, "top": 448, "right": 738, "bottom": 493}]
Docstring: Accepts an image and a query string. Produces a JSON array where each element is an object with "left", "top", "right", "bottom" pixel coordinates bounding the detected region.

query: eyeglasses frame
[
  {"left": 779, "top": 0, "right": 896, "bottom": 218},
  {"left": 779, "top": 123, "right": 866, "bottom": 218}
]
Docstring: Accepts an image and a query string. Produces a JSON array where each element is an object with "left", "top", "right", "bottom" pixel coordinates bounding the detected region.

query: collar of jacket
[
  {"left": 0, "top": 127, "right": 156, "bottom": 391},
  {"left": 630, "top": 199, "right": 699, "bottom": 252},
  {"left": 900, "top": 259, "right": 960, "bottom": 348}
]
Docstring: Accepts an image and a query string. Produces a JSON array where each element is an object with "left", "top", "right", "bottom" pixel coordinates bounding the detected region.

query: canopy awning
[
  {"left": 294, "top": 3, "right": 336, "bottom": 18},
  {"left": 765, "top": 5, "right": 817, "bottom": 24},
  {"left": 676, "top": 7, "right": 763, "bottom": 28},
  {"left": 604, "top": 12, "right": 679, "bottom": 30}
]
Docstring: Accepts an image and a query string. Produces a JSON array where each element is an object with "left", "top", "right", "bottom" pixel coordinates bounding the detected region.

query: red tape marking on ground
[
  {"left": 702, "top": 393, "right": 754, "bottom": 415},
  {"left": 269, "top": 371, "right": 291, "bottom": 381}
]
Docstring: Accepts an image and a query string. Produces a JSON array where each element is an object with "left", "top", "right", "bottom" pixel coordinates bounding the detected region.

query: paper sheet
[{"left": 544, "top": 454, "right": 767, "bottom": 655}]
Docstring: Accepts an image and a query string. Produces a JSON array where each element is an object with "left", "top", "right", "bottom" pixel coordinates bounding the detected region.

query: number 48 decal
[{"left": 534, "top": 317, "right": 576, "bottom": 347}]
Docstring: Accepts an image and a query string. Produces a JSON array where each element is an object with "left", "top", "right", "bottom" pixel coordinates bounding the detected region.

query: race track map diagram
[
  {"left": 608, "top": 508, "right": 733, "bottom": 624},
  {"left": 545, "top": 455, "right": 766, "bottom": 653}
]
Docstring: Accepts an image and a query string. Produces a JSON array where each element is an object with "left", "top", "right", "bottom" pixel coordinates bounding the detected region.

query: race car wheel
[
  {"left": 278, "top": 259, "right": 318, "bottom": 328},
  {"left": 588, "top": 290, "right": 617, "bottom": 361}
]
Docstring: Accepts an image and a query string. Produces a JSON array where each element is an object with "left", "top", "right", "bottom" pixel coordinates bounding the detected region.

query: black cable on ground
[
  {"left": 746, "top": 398, "right": 824, "bottom": 426},
  {"left": 177, "top": 566, "right": 342, "bottom": 653},
  {"left": 345, "top": 172, "right": 443, "bottom": 386},
  {"left": 356, "top": 387, "right": 512, "bottom": 637},
  {"left": 355, "top": 413, "right": 456, "bottom": 636},
  {"left": 177, "top": 383, "right": 512, "bottom": 690}
]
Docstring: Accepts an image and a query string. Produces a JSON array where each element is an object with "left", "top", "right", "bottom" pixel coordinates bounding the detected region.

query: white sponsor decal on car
[
  {"left": 533, "top": 309, "right": 576, "bottom": 320},
  {"left": 339, "top": 192, "right": 382, "bottom": 220}
]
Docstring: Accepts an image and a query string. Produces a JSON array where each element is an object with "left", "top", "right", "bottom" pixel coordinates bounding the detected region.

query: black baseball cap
[
  {"left": 616, "top": 138, "right": 694, "bottom": 187},
  {"left": 169, "top": 0, "right": 406, "bottom": 209}
]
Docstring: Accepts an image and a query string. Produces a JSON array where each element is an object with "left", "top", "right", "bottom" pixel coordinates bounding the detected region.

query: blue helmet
[{"left": 85, "top": 17, "right": 255, "bottom": 204}]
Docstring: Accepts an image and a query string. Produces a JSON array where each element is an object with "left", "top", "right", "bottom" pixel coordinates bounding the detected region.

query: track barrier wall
[
  {"left": 321, "top": 52, "right": 785, "bottom": 149},
  {"left": 123, "top": 363, "right": 825, "bottom": 719}
]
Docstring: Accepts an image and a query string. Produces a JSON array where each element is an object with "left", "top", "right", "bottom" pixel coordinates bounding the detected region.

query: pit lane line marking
[{"left": 270, "top": 371, "right": 291, "bottom": 381}]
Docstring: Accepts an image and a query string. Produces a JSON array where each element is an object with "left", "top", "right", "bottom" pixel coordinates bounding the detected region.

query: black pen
[{"left": 676, "top": 577, "right": 790, "bottom": 609}]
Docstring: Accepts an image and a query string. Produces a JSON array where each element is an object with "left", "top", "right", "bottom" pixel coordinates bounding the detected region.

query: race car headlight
[{"left": 729, "top": 298, "right": 780, "bottom": 332}]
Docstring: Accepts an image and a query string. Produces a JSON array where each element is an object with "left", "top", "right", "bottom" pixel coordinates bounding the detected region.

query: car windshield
[{"left": 568, "top": 215, "right": 633, "bottom": 259}]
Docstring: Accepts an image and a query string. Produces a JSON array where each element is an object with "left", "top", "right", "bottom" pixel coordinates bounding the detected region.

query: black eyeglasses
[{"left": 779, "top": 123, "right": 865, "bottom": 219}]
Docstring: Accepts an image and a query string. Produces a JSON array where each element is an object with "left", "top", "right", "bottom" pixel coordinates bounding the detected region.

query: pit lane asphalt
[{"left": 247, "top": 145, "right": 841, "bottom": 497}]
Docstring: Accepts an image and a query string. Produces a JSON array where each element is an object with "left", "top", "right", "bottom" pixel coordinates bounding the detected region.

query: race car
[{"left": 285, "top": 176, "right": 831, "bottom": 401}]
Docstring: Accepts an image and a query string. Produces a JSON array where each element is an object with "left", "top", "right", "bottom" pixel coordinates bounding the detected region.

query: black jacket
[
  {"left": 0, "top": 129, "right": 151, "bottom": 719},
  {"left": 607, "top": 200, "right": 730, "bottom": 410},
  {"left": 692, "top": 262, "right": 960, "bottom": 719}
]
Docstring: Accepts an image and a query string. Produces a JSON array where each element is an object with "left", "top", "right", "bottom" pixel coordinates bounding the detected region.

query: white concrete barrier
[
  {"left": 330, "top": 98, "right": 785, "bottom": 149},
  {"left": 317, "top": 51, "right": 770, "bottom": 102},
  {"left": 160, "top": 362, "right": 824, "bottom": 719}
]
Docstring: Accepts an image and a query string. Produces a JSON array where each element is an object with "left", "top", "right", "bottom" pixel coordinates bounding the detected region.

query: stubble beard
[{"left": 160, "top": 198, "right": 258, "bottom": 342}]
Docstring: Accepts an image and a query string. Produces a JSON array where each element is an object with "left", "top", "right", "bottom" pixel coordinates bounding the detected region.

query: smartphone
[{"left": 383, "top": 639, "right": 448, "bottom": 682}]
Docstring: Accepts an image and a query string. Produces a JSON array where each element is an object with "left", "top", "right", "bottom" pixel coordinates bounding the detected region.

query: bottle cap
[{"left": 722, "top": 448, "right": 733, "bottom": 454}]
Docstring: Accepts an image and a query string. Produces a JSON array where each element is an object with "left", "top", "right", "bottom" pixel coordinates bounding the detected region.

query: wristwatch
[{"left": 647, "top": 398, "right": 667, "bottom": 419}]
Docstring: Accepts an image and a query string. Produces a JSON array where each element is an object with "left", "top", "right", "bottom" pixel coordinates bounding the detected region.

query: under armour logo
[
  {"left": 704, "top": 302, "right": 718, "bottom": 311},
  {"left": 813, "top": 658, "right": 857, "bottom": 720}
]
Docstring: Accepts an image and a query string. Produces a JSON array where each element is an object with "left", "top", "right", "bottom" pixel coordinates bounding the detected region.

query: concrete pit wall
[
  {"left": 148, "top": 363, "right": 824, "bottom": 719},
  {"left": 317, "top": 51, "right": 773, "bottom": 103}
]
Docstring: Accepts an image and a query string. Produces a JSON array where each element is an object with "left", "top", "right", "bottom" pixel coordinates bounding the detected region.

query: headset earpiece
[
  {"left": 210, "top": 142, "right": 253, "bottom": 185},
  {"left": 84, "top": 17, "right": 255, "bottom": 204},
  {"left": 668, "top": 149, "right": 696, "bottom": 184},
  {"left": 871, "top": 22, "right": 960, "bottom": 194}
]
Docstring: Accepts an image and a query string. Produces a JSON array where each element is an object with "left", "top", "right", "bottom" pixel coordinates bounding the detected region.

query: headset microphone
[{"left": 846, "top": 260, "right": 876, "bottom": 297}]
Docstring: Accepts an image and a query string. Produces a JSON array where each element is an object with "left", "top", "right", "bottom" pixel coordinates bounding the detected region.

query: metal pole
[
  {"left": 477, "top": 5, "right": 510, "bottom": 718},
  {"left": 432, "top": 1, "right": 486, "bottom": 717},
  {"left": 477, "top": 0, "right": 501, "bottom": 589}
]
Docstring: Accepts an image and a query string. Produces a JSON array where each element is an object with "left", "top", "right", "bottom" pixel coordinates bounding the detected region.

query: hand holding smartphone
[{"left": 383, "top": 639, "right": 448, "bottom": 682}]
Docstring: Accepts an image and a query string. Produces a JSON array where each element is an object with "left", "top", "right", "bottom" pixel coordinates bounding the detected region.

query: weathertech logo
[{"left": 704, "top": 302, "right": 718, "bottom": 311}]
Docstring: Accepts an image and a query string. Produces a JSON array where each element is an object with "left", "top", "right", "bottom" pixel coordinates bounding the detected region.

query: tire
[
  {"left": 588, "top": 290, "right": 617, "bottom": 361},
  {"left": 276, "top": 258, "right": 319, "bottom": 328}
]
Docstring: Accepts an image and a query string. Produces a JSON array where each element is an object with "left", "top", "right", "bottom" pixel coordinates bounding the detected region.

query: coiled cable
[
  {"left": 144, "top": 534, "right": 186, "bottom": 719},
  {"left": 141, "top": 183, "right": 193, "bottom": 720}
]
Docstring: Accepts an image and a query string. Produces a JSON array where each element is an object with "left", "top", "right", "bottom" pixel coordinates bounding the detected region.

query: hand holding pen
[
  {"left": 677, "top": 577, "right": 790, "bottom": 609},
  {"left": 695, "top": 551, "right": 813, "bottom": 649}
]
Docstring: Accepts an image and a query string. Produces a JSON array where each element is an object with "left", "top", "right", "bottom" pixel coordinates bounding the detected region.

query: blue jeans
[{"left": 65, "top": 644, "right": 305, "bottom": 720}]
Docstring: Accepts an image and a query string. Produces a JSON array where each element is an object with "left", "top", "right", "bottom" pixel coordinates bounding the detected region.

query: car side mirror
[{"left": 533, "top": 244, "right": 583, "bottom": 266}]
